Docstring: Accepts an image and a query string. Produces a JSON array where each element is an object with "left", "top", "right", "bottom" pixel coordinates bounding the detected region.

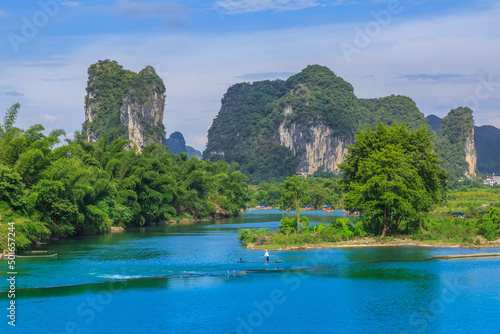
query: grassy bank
[{"left": 237, "top": 211, "right": 500, "bottom": 250}]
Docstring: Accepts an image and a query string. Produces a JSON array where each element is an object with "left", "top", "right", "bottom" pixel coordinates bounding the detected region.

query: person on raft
[{"left": 263, "top": 250, "right": 269, "bottom": 262}]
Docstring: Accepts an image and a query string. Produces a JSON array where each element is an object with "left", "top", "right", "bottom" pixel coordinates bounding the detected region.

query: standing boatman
[{"left": 264, "top": 250, "right": 269, "bottom": 262}]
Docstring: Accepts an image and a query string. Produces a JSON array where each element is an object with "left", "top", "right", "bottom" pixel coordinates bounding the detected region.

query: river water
[{"left": 1, "top": 209, "right": 500, "bottom": 333}]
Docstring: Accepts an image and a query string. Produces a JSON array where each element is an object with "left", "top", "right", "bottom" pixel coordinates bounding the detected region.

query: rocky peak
[
  {"left": 436, "top": 106, "right": 477, "bottom": 178},
  {"left": 82, "top": 60, "right": 166, "bottom": 151}
]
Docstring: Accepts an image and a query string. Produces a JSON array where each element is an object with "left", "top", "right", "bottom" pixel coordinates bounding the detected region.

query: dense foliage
[
  {"left": 359, "top": 95, "right": 431, "bottom": 132},
  {"left": 204, "top": 79, "right": 299, "bottom": 183},
  {"left": 238, "top": 165, "right": 500, "bottom": 248},
  {"left": 278, "top": 175, "right": 308, "bottom": 232},
  {"left": 82, "top": 60, "right": 166, "bottom": 143},
  {"left": 0, "top": 104, "right": 247, "bottom": 251},
  {"left": 246, "top": 177, "right": 343, "bottom": 209},
  {"left": 340, "top": 122, "right": 448, "bottom": 236},
  {"left": 279, "top": 65, "right": 362, "bottom": 139},
  {"left": 237, "top": 216, "right": 367, "bottom": 247}
]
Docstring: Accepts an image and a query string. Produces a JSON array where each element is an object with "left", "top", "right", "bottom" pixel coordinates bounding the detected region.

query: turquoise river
[{"left": 1, "top": 209, "right": 500, "bottom": 333}]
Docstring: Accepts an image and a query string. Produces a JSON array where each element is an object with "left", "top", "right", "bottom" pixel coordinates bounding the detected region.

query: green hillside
[
  {"left": 204, "top": 65, "right": 437, "bottom": 183},
  {"left": 434, "top": 107, "right": 475, "bottom": 179}
]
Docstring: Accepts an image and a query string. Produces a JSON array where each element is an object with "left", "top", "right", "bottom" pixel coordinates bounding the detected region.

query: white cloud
[
  {"left": 1, "top": 3, "right": 499, "bottom": 150},
  {"left": 215, "top": 0, "right": 325, "bottom": 15},
  {"left": 43, "top": 114, "right": 57, "bottom": 123},
  {"left": 61, "top": 2, "right": 81, "bottom": 7},
  {"left": 0, "top": 10, "right": 6, "bottom": 18}
]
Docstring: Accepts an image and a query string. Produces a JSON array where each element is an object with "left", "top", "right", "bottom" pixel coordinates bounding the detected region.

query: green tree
[
  {"left": 340, "top": 122, "right": 448, "bottom": 236},
  {"left": 0, "top": 164, "right": 25, "bottom": 208},
  {"left": 279, "top": 175, "right": 308, "bottom": 233}
]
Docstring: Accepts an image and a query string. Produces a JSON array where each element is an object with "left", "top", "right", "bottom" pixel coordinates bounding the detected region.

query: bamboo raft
[
  {"left": 236, "top": 260, "right": 282, "bottom": 263},
  {"left": 429, "top": 253, "right": 500, "bottom": 260},
  {"left": 1, "top": 253, "right": 57, "bottom": 259}
]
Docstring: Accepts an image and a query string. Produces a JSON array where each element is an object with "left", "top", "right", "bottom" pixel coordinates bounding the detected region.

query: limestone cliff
[
  {"left": 464, "top": 128, "right": 477, "bottom": 178},
  {"left": 429, "top": 114, "right": 500, "bottom": 176},
  {"left": 435, "top": 106, "right": 477, "bottom": 179},
  {"left": 278, "top": 106, "right": 352, "bottom": 176},
  {"left": 204, "top": 65, "right": 367, "bottom": 182},
  {"left": 82, "top": 60, "right": 166, "bottom": 150}
]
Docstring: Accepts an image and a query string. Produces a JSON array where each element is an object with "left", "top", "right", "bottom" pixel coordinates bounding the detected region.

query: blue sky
[{"left": 1, "top": 0, "right": 499, "bottom": 150}]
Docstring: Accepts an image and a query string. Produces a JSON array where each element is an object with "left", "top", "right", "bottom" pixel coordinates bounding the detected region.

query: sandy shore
[{"left": 246, "top": 237, "right": 500, "bottom": 251}]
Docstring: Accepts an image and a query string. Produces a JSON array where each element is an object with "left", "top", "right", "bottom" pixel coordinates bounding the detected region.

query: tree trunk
[
  {"left": 296, "top": 207, "right": 300, "bottom": 234},
  {"left": 381, "top": 211, "right": 389, "bottom": 237},
  {"left": 381, "top": 222, "right": 388, "bottom": 237}
]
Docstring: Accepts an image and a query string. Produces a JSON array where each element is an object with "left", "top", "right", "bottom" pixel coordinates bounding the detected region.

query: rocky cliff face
[
  {"left": 83, "top": 60, "right": 166, "bottom": 150},
  {"left": 279, "top": 105, "right": 352, "bottom": 176},
  {"left": 119, "top": 90, "right": 165, "bottom": 149},
  {"left": 430, "top": 115, "right": 500, "bottom": 176},
  {"left": 464, "top": 128, "right": 477, "bottom": 178}
]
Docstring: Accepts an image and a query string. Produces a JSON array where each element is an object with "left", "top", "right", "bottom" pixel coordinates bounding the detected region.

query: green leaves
[
  {"left": 279, "top": 175, "right": 308, "bottom": 233},
  {"left": 0, "top": 164, "right": 25, "bottom": 208},
  {"left": 340, "top": 122, "right": 448, "bottom": 236},
  {"left": 0, "top": 104, "right": 249, "bottom": 248}
]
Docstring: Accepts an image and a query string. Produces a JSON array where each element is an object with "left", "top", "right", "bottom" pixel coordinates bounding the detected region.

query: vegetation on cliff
[
  {"left": 82, "top": 59, "right": 166, "bottom": 144},
  {"left": 428, "top": 114, "right": 500, "bottom": 176},
  {"left": 278, "top": 65, "right": 362, "bottom": 139},
  {"left": 204, "top": 65, "right": 363, "bottom": 183},
  {"left": 0, "top": 104, "right": 247, "bottom": 251},
  {"left": 434, "top": 107, "right": 475, "bottom": 180},
  {"left": 205, "top": 65, "right": 441, "bottom": 183},
  {"left": 359, "top": 95, "right": 430, "bottom": 132},
  {"left": 204, "top": 79, "right": 298, "bottom": 183}
]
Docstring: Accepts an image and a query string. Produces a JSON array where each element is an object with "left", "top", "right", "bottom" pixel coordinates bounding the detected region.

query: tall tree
[
  {"left": 340, "top": 122, "right": 448, "bottom": 236},
  {"left": 279, "top": 175, "right": 308, "bottom": 233}
]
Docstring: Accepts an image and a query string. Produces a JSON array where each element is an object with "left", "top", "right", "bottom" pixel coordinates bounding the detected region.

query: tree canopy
[
  {"left": 0, "top": 104, "right": 248, "bottom": 251},
  {"left": 279, "top": 175, "right": 308, "bottom": 233},
  {"left": 340, "top": 122, "right": 448, "bottom": 236}
]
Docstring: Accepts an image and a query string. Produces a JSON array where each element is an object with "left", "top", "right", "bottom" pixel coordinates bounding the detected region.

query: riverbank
[{"left": 244, "top": 237, "right": 500, "bottom": 251}]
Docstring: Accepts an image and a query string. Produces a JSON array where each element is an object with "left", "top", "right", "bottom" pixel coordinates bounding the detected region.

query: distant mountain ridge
[
  {"left": 426, "top": 114, "right": 442, "bottom": 133},
  {"left": 165, "top": 132, "right": 202, "bottom": 159}
]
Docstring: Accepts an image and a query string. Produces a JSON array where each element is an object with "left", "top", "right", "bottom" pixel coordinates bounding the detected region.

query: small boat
[
  {"left": 14, "top": 253, "right": 57, "bottom": 258},
  {"left": 236, "top": 260, "right": 282, "bottom": 263}
]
